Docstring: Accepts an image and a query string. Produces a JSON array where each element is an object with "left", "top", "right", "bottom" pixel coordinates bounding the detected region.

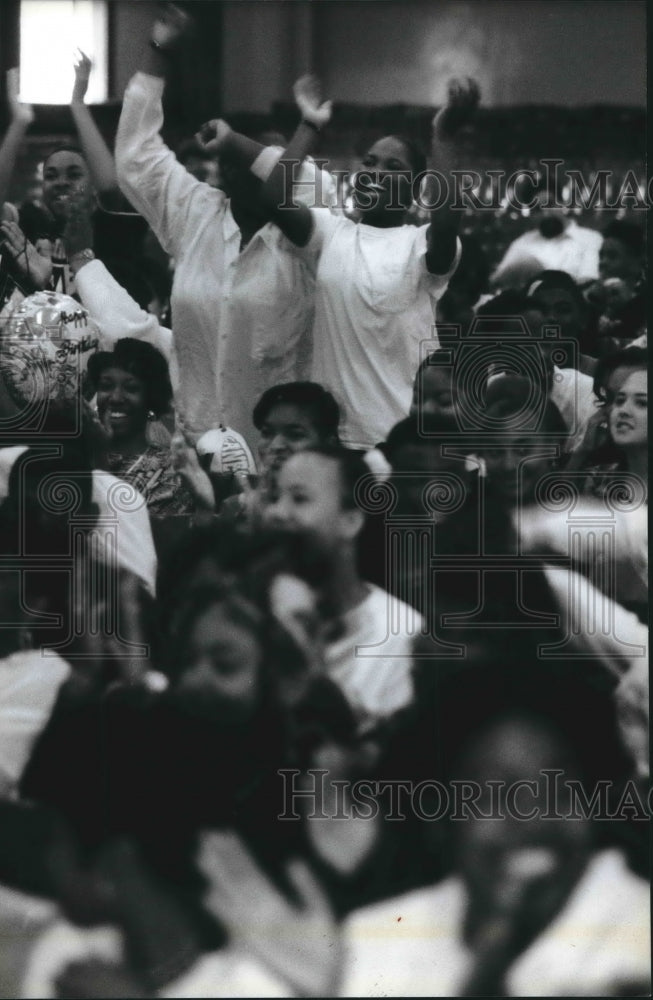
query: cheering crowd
[{"left": 0, "top": 3, "right": 648, "bottom": 997}]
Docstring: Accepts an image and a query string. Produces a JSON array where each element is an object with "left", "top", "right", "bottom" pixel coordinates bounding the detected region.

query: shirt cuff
[{"left": 251, "top": 146, "right": 283, "bottom": 181}]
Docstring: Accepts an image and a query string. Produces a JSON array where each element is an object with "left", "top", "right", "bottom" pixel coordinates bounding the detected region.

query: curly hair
[{"left": 86, "top": 338, "right": 173, "bottom": 417}]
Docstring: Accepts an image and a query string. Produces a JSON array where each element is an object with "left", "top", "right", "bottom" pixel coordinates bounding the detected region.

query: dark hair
[
  {"left": 414, "top": 348, "right": 454, "bottom": 382},
  {"left": 524, "top": 269, "right": 587, "bottom": 314},
  {"left": 42, "top": 144, "right": 86, "bottom": 169},
  {"left": 86, "top": 338, "right": 173, "bottom": 417},
  {"left": 602, "top": 219, "right": 645, "bottom": 258},
  {"left": 384, "top": 413, "right": 462, "bottom": 462},
  {"left": 592, "top": 346, "right": 648, "bottom": 405},
  {"left": 253, "top": 382, "right": 341, "bottom": 443},
  {"left": 388, "top": 134, "right": 427, "bottom": 177},
  {"left": 484, "top": 389, "right": 568, "bottom": 441}
]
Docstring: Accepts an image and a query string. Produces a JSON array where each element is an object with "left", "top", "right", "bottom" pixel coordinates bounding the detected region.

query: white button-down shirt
[{"left": 116, "top": 73, "right": 316, "bottom": 446}]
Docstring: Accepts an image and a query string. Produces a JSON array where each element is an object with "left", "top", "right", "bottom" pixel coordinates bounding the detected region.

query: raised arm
[
  {"left": 0, "top": 69, "right": 34, "bottom": 211},
  {"left": 426, "top": 77, "right": 480, "bottom": 275},
  {"left": 114, "top": 4, "right": 217, "bottom": 256},
  {"left": 63, "top": 190, "right": 172, "bottom": 359},
  {"left": 256, "top": 76, "right": 332, "bottom": 247},
  {"left": 69, "top": 50, "right": 128, "bottom": 212}
]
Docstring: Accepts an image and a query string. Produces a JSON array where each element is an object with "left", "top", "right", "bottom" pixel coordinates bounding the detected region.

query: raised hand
[
  {"left": 194, "top": 118, "right": 232, "bottom": 156},
  {"left": 433, "top": 76, "right": 480, "bottom": 141},
  {"left": 150, "top": 2, "right": 193, "bottom": 52},
  {"left": 6, "top": 68, "right": 34, "bottom": 126},
  {"left": 0, "top": 219, "right": 52, "bottom": 288},
  {"left": 293, "top": 75, "right": 333, "bottom": 129},
  {"left": 72, "top": 49, "right": 92, "bottom": 104},
  {"left": 197, "top": 830, "right": 342, "bottom": 997}
]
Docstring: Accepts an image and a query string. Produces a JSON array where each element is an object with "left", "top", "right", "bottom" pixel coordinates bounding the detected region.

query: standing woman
[{"left": 249, "top": 76, "right": 479, "bottom": 448}]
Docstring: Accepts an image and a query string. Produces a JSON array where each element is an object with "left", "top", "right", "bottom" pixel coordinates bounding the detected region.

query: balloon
[{"left": 0, "top": 291, "right": 99, "bottom": 408}]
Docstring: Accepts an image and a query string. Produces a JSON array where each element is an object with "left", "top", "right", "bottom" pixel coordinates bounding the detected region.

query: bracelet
[{"left": 302, "top": 119, "right": 321, "bottom": 134}]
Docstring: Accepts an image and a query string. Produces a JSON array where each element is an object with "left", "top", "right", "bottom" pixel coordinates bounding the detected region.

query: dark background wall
[{"left": 0, "top": 0, "right": 646, "bottom": 206}]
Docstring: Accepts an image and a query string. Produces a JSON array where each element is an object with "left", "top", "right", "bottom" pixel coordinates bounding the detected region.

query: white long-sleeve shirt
[
  {"left": 74, "top": 257, "right": 179, "bottom": 392},
  {"left": 115, "top": 72, "right": 317, "bottom": 447}
]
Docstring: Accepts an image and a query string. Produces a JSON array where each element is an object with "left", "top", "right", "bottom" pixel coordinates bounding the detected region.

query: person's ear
[{"left": 341, "top": 505, "right": 365, "bottom": 540}]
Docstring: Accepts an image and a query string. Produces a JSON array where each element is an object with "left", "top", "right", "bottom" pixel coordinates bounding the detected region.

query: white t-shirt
[
  {"left": 325, "top": 584, "right": 420, "bottom": 728},
  {"left": 296, "top": 211, "right": 460, "bottom": 448},
  {"left": 341, "top": 850, "right": 650, "bottom": 996}
]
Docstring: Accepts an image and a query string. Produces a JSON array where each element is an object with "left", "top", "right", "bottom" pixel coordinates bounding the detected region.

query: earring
[{"left": 147, "top": 410, "right": 156, "bottom": 420}]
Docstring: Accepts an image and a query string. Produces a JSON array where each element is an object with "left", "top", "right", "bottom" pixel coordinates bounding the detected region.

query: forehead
[
  {"left": 97, "top": 364, "right": 144, "bottom": 384},
  {"left": 281, "top": 451, "right": 338, "bottom": 487},
  {"left": 531, "top": 286, "right": 577, "bottom": 308},
  {"left": 364, "top": 136, "right": 411, "bottom": 164},
  {"left": 263, "top": 402, "right": 315, "bottom": 428},
  {"left": 615, "top": 368, "right": 647, "bottom": 393},
  {"left": 43, "top": 150, "right": 87, "bottom": 173},
  {"left": 606, "top": 365, "right": 644, "bottom": 392}
]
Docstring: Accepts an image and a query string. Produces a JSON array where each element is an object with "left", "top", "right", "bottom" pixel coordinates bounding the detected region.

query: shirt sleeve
[
  {"left": 115, "top": 73, "right": 225, "bottom": 257},
  {"left": 420, "top": 229, "right": 462, "bottom": 298},
  {"left": 75, "top": 258, "right": 173, "bottom": 361}
]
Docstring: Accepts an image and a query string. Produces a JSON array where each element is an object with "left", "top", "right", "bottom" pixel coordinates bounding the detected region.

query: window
[{"left": 19, "top": 0, "right": 108, "bottom": 104}]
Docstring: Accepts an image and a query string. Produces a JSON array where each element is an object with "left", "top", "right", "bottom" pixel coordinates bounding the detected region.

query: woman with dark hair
[
  {"left": 579, "top": 347, "right": 647, "bottom": 503},
  {"left": 86, "top": 338, "right": 193, "bottom": 518}
]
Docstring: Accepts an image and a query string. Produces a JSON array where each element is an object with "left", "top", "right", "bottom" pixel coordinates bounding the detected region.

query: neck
[
  {"left": 325, "top": 547, "right": 368, "bottom": 615},
  {"left": 109, "top": 431, "right": 149, "bottom": 460},
  {"left": 357, "top": 208, "right": 407, "bottom": 229}
]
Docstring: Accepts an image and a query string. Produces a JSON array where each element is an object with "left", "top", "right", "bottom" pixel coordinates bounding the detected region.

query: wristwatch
[{"left": 68, "top": 247, "right": 95, "bottom": 267}]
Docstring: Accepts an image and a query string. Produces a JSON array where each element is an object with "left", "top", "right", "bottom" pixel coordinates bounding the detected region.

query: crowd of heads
[{"left": 0, "top": 26, "right": 648, "bottom": 998}]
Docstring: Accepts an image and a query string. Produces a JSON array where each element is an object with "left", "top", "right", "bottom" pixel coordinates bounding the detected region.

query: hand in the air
[
  {"left": 194, "top": 118, "right": 232, "bottom": 155},
  {"left": 293, "top": 75, "right": 333, "bottom": 129},
  {"left": 197, "top": 830, "right": 342, "bottom": 998},
  {"left": 433, "top": 76, "right": 480, "bottom": 141},
  {"left": 0, "top": 219, "right": 52, "bottom": 288},
  {"left": 72, "top": 49, "right": 92, "bottom": 104}
]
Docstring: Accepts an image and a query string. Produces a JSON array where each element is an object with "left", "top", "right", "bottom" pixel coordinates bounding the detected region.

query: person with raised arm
[
  {"left": 1, "top": 56, "right": 147, "bottom": 301},
  {"left": 249, "top": 75, "right": 479, "bottom": 449},
  {"left": 114, "top": 3, "right": 331, "bottom": 448}
]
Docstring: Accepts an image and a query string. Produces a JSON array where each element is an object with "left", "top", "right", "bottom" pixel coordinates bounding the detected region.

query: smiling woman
[
  {"left": 19, "top": 0, "right": 108, "bottom": 105},
  {"left": 86, "top": 337, "right": 195, "bottom": 519}
]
